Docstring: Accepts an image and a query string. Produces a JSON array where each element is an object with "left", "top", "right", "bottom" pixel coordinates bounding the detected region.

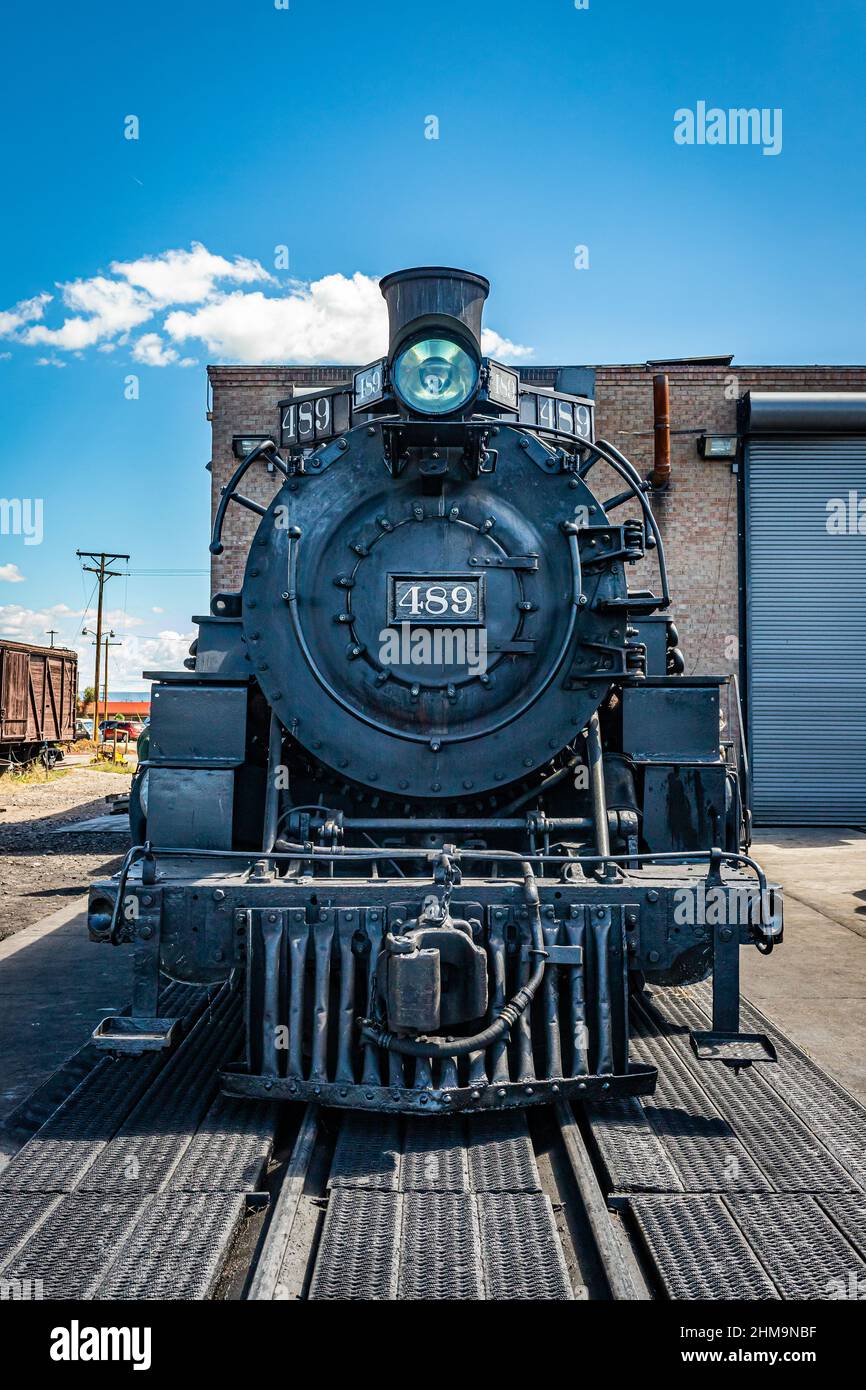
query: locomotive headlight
[{"left": 393, "top": 336, "right": 478, "bottom": 415}]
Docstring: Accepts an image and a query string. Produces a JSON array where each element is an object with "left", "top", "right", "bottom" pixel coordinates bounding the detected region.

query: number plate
[{"left": 387, "top": 574, "right": 485, "bottom": 626}]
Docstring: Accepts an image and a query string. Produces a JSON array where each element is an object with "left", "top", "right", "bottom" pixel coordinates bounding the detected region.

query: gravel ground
[{"left": 0, "top": 767, "right": 131, "bottom": 940}]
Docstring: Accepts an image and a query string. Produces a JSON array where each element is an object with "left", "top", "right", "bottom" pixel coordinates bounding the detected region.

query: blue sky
[{"left": 0, "top": 0, "right": 863, "bottom": 687}]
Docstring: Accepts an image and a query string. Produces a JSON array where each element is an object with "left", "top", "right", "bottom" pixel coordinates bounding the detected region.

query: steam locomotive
[{"left": 88, "top": 266, "right": 782, "bottom": 1112}]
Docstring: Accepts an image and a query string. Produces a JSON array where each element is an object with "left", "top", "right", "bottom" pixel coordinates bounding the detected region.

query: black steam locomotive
[{"left": 88, "top": 266, "right": 782, "bottom": 1112}]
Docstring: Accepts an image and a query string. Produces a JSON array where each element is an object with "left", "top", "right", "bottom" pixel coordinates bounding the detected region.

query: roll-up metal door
[{"left": 746, "top": 397, "right": 866, "bottom": 824}]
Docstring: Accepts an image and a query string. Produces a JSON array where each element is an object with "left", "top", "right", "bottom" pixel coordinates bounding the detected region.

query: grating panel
[
  {"left": 0, "top": 982, "right": 215, "bottom": 1195},
  {"left": 630, "top": 1017, "right": 771, "bottom": 1192},
  {"left": 585, "top": 1097, "right": 684, "bottom": 1194},
  {"left": 95, "top": 1192, "right": 246, "bottom": 1299},
  {"left": 817, "top": 1193, "right": 866, "bottom": 1262},
  {"left": 310, "top": 1190, "right": 401, "bottom": 1299},
  {"left": 467, "top": 1112, "right": 541, "bottom": 1192},
  {"left": 167, "top": 1096, "right": 276, "bottom": 1193},
  {"left": 0, "top": 1193, "right": 147, "bottom": 1299},
  {"left": 328, "top": 1114, "right": 401, "bottom": 1190},
  {"left": 628, "top": 1195, "right": 778, "bottom": 1300},
  {"left": 402, "top": 1117, "right": 469, "bottom": 1192},
  {"left": 0, "top": 1194, "right": 58, "bottom": 1268},
  {"left": 728, "top": 1194, "right": 866, "bottom": 1300},
  {"left": 397, "top": 1192, "right": 484, "bottom": 1298},
  {"left": 666, "top": 983, "right": 866, "bottom": 1190},
  {"left": 477, "top": 1192, "right": 573, "bottom": 1299},
  {"left": 636, "top": 995, "right": 858, "bottom": 1193},
  {"left": 79, "top": 994, "right": 241, "bottom": 1193}
]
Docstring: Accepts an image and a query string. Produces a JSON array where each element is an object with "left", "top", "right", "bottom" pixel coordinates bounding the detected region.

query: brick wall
[{"left": 208, "top": 363, "right": 866, "bottom": 676}]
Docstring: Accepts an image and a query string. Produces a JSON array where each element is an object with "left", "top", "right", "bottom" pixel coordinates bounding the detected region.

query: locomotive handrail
[
  {"left": 209, "top": 440, "right": 287, "bottom": 556},
  {"left": 581, "top": 437, "right": 671, "bottom": 609},
  {"left": 106, "top": 840, "right": 779, "bottom": 945}
]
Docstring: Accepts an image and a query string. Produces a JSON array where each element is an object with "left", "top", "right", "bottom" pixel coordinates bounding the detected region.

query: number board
[
  {"left": 353, "top": 359, "right": 386, "bottom": 411},
  {"left": 280, "top": 391, "right": 352, "bottom": 448},
  {"left": 519, "top": 389, "right": 594, "bottom": 441},
  {"left": 387, "top": 574, "right": 485, "bottom": 626}
]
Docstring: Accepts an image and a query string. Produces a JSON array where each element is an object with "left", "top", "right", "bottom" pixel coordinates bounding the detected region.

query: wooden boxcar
[{"left": 0, "top": 639, "right": 78, "bottom": 767}]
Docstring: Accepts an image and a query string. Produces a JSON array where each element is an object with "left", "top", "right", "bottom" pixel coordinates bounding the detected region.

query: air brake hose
[{"left": 358, "top": 860, "right": 547, "bottom": 1058}]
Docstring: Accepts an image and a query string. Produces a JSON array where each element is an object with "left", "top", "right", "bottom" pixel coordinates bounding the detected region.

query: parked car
[
  {"left": 75, "top": 719, "right": 93, "bottom": 739},
  {"left": 99, "top": 720, "right": 143, "bottom": 742}
]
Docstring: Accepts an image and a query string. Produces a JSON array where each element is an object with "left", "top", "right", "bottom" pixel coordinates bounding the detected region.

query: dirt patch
[{"left": 0, "top": 767, "right": 130, "bottom": 940}]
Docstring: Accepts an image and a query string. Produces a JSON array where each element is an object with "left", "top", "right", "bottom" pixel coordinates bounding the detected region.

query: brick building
[{"left": 206, "top": 361, "right": 866, "bottom": 823}]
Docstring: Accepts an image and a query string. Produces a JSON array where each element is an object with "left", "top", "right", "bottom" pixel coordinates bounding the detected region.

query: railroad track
[{"left": 243, "top": 1101, "right": 649, "bottom": 1301}]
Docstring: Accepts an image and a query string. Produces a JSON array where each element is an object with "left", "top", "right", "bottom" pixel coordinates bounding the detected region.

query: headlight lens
[{"left": 393, "top": 336, "right": 478, "bottom": 414}]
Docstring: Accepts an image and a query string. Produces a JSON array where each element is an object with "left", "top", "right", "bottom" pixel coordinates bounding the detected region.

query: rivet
[
  {"left": 647, "top": 889, "right": 659, "bottom": 903},
  {"left": 497, "top": 1088, "right": 507, "bottom": 1098},
  {"left": 141, "top": 894, "right": 154, "bottom": 907},
  {"left": 470, "top": 1089, "right": 481, "bottom": 1101},
  {"left": 213, "top": 889, "right": 225, "bottom": 901}
]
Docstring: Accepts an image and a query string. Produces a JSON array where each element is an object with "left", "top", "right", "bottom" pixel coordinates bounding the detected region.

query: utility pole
[
  {"left": 102, "top": 634, "right": 122, "bottom": 722},
  {"left": 77, "top": 551, "right": 129, "bottom": 738},
  {"left": 45, "top": 629, "right": 58, "bottom": 648}
]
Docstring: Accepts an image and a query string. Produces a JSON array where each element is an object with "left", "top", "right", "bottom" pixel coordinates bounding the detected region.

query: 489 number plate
[{"left": 387, "top": 574, "right": 485, "bottom": 625}]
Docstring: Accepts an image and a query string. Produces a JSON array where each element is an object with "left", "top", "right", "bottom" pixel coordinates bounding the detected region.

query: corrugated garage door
[{"left": 747, "top": 435, "right": 866, "bottom": 824}]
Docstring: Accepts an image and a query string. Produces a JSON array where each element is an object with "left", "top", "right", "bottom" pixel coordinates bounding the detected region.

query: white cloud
[
  {"left": 0, "top": 564, "right": 25, "bottom": 583},
  {"left": 36, "top": 356, "right": 67, "bottom": 368},
  {"left": 0, "top": 292, "right": 52, "bottom": 337},
  {"left": 164, "top": 272, "right": 387, "bottom": 364},
  {"left": 111, "top": 242, "right": 273, "bottom": 306},
  {"left": 0, "top": 603, "right": 190, "bottom": 689},
  {"left": 481, "top": 328, "right": 533, "bottom": 361},
  {"left": 131, "top": 332, "right": 195, "bottom": 368},
  {"left": 24, "top": 277, "right": 153, "bottom": 350},
  {"left": 0, "top": 248, "right": 533, "bottom": 367},
  {"left": 151, "top": 606, "right": 164, "bottom": 613}
]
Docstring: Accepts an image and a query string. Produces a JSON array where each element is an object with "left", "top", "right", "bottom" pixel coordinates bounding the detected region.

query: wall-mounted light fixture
[{"left": 697, "top": 433, "right": 738, "bottom": 459}]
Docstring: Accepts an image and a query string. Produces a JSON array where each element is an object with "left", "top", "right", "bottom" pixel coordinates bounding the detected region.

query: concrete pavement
[{"left": 0, "top": 898, "right": 132, "bottom": 1128}]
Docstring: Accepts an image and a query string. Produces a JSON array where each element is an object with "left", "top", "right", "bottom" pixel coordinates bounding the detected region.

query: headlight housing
[{"left": 393, "top": 336, "right": 478, "bottom": 415}]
